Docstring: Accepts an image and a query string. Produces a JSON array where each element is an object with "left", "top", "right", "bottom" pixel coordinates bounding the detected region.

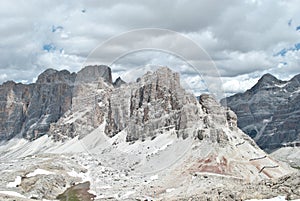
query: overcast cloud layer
[{"left": 0, "top": 0, "right": 299, "bottom": 96}]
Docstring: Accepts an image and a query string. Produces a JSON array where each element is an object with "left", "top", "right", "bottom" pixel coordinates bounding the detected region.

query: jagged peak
[
  {"left": 2, "top": 80, "right": 16, "bottom": 86},
  {"left": 153, "top": 66, "right": 178, "bottom": 77},
  {"left": 36, "top": 68, "right": 74, "bottom": 84},
  {"left": 79, "top": 65, "right": 110, "bottom": 72},
  {"left": 249, "top": 73, "right": 285, "bottom": 92},
  {"left": 38, "top": 68, "right": 73, "bottom": 77},
  {"left": 76, "top": 65, "right": 112, "bottom": 84},
  {"left": 143, "top": 66, "right": 179, "bottom": 80},
  {"left": 259, "top": 73, "right": 280, "bottom": 83},
  {"left": 41, "top": 68, "right": 58, "bottom": 75},
  {"left": 113, "top": 77, "right": 126, "bottom": 88}
]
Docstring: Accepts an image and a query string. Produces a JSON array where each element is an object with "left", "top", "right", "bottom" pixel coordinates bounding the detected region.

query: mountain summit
[{"left": 222, "top": 73, "right": 300, "bottom": 152}]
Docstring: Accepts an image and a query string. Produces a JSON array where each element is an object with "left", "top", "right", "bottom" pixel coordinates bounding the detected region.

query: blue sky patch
[
  {"left": 296, "top": 26, "right": 300, "bottom": 31},
  {"left": 274, "top": 48, "right": 288, "bottom": 56},
  {"left": 274, "top": 43, "right": 300, "bottom": 57},
  {"left": 43, "top": 43, "right": 56, "bottom": 52},
  {"left": 51, "top": 25, "right": 63, "bottom": 33}
]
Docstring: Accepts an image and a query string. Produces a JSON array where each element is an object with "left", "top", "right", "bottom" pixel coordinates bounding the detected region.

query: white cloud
[
  {"left": 0, "top": 0, "right": 300, "bottom": 96},
  {"left": 222, "top": 75, "right": 259, "bottom": 95}
]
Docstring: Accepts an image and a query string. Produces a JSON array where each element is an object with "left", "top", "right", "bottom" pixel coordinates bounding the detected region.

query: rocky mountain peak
[
  {"left": 199, "top": 94, "right": 220, "bottom": 112},
  {"left": 260, "top": 73, "right": 278, "bottom": 82},
  {"left": 223, "top": 73, "right": 300, "bottom": 151},
  {"left": 76, "top": 65, "right": 112, "bottom": 84},
  {"left": 36, "top": 68, "right": 76, "bottom": 84},
  {"left": 2, "top": 80, "right": 17, "bottom": 86},
  {"left": 113, "top": 77, "right": 126, "bottom": 88},
  {"left": 104, "top": 67, "right": 192, "bottom": 141},
  {"left": 249, "top": 73, "right": 286, "bottom": 93}
]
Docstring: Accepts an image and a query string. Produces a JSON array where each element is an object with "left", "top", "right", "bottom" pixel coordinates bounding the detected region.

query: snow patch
[
  {"left": 150, "top": 174, "right": 158, "bottom": 180},
  {"left": 275, "top": 82, "right": 288, "bottom": 88},
  {"left": 166, "top": 188, "right": 175, "bottom": 193},
  {"left": 26, "top": 169, "right": 55, "bottom": 177},
  {"left": 6, "top": 176, "right": 22, "bottom": 188},
  {"left": 67, "top": 169, "right": 90, "bottom": 182},
  {"left": 0, "top": 190, "right": 26, "bottom": 198}
]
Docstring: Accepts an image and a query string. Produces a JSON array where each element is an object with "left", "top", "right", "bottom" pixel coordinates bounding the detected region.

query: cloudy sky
[{"left": 0, "top": 0, "right": 299, "bottom": 97}]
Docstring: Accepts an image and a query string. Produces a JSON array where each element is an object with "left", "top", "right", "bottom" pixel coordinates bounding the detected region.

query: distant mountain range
[
  {"left": 0, "top": 66, "right": 296, "bottom": 200},
  {"left": 222, "top": 73, "right": 300, "bottom": 152}
]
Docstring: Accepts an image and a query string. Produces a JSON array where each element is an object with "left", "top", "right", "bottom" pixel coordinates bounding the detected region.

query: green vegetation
[
  {"left": 56, "top": 182, "right": 95, "bottom": 201},
  {"left": 57, "top": 188, "right": 80, "bottom": 201}
]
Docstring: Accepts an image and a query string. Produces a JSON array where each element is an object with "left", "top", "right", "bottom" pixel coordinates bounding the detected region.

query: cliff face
[
  {"left": 0, "top": 81, "right": 32, "bottom": 140},
  {"left": 105, "top": 67, "right": 201, "bottom": 141},
  {"left": 1, "top": 65, "right": 240, "bottom": 144},
  {"left": 221, "top": 73, "right": 300, "bottom": 151},
  {"left": 50, "top": 66, "right": 238, "bottom": 146},
  {"left": 0, "top": 66, "right": 111, "bottom": 140},
  {"left": 23, "top": 69, "right": 76, "bottom": 140}
]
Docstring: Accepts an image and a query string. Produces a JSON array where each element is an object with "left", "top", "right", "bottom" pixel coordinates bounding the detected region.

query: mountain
[
  {"left": 0, "top": 66, "right": 297, "bottom": 200},
  {"left": 221, "top": 73, "right": 300, "bottom": 152},
  {"left": 0, "top": 65, "right": 112, "bottom": 141}
]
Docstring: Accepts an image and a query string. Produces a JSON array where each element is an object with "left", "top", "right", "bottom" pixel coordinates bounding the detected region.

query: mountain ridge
[
  {"left": 0, "top": 65, "right": 112, "bottom": 140},
  {"left": 222, "top": 72, "right": 300, "bottom": 152},
  {"left": 0, "top": 66, "right": 297, "bottom": 200}
]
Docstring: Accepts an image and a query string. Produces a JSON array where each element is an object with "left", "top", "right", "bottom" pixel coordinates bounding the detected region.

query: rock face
[
  {"left": 0, "top": 65, "right": 111, "bottom": 141},
  {"left": 0, "top": 65, "right": 241, "bottom": 145},
  {"left": 106, "top": 67, "right": 201, "bottom": 141},
  {"left": 0, "top": 81, "right": 32, "bottom": 140},
  {"left": 76, "top": 65, "right": 112, "bottom": 84},
  {"left": 50, "top": 67, "right": 240, "bottom": 144},
  {"left": 4, "top": 65, "right": 299, "bottom": 153},
  {"left": 0, "top": 69, "right": 76, "bottom": 140},
  {"left": 221, "top": 73, "right": 300, "bottom": 151},
  {"left": 24, "top": 69, "right": 76, "bottom": 140},
  {"left": 113, "top": 77, "right": 126, "bottom": 88},
  {"left": 49, "top": 65, "right": 113, "bottom": 141}
]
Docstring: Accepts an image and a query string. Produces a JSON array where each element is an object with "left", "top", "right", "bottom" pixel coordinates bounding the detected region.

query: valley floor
[{"left": 0, "top": 126, "right": 299, "bottom": 200}]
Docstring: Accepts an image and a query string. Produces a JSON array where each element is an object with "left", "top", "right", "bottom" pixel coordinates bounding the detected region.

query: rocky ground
[{"left": 0, "top": 129, "right": 299, "bottom": 201}]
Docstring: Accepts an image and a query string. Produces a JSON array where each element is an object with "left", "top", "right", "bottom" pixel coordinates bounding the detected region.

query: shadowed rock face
[
  {"left": 76, "top": 65, "right": 112, "bottom": 84},
  {"left": 0, "top": 81, "right": 33, "bottom": 140},
  {"left": 23, "top": 69, "right": 76, "bottom": 140},
  {"left": 0, "top": 65, "right": 111, "bottom": 140},
  {"left": 221, "top": 73, "right": 300, "bottom": 151},
  {"left": 113, "top": 77, "right": 126, "bottom": 88}
]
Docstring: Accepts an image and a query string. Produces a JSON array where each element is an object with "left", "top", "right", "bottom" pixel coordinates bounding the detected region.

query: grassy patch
[
  {"left": 57, "top": 190, "right": 80, "bottom": 201},
  {"left": 56, "top": 181, "right": 95, "bottom": 201}
]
